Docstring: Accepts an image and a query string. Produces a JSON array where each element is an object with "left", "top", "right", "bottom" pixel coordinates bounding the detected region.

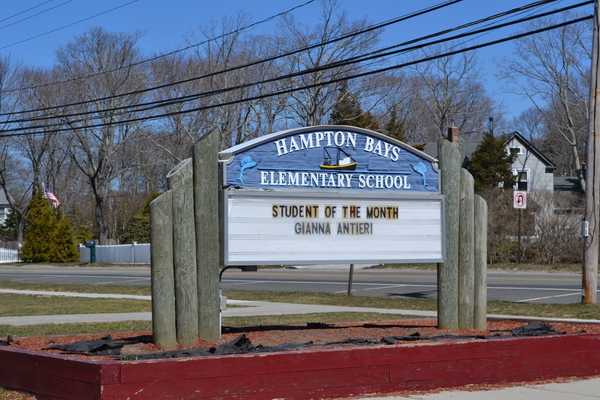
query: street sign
[{"left": 514, "top": 191, "right": 527, "bottom": 209}]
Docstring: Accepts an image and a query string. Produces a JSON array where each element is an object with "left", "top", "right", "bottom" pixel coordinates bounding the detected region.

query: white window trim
[{"left": 513, "top": 169, "right": 529, "bottom": 190}]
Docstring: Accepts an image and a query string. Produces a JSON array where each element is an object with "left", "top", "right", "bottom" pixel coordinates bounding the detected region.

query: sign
[
  {"left": 220, "top": 127, "right": 439, "bottom": 192},
  {"left": 219, "top": 126, "right": 444, "bottom": 265},
  {"left": 222, "top": 190, "right": 445, "bottom": 265},
  {"left": 514, "top": 191, "right": 527, "bottom": 209}
]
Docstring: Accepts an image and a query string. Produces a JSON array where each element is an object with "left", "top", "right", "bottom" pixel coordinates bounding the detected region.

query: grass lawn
[{"left": 0, "top": 280, "right": 599, "bottom": 337}]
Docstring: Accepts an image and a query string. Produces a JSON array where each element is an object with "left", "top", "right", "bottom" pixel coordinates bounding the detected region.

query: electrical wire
[
  {"left": 3, "top": 0, "right": 318, "bottom": 93},
  {"left": 1, "top": 0, "right": 590, "bottom": 126},
  {"left": 1, "top": 0, "right": 569, "bottom": 122},
  {"left": 0, "top": 0, "right": 139, "bottom": 51},
  {"left": 0, "top": 1, "right": 55, "bottom": 24},
  {"left": 0, "top": 14, "right": 592, "bottom": 138},
  {"left": 0, "top": 0, "right": 459, "bottom": 111},
  {"left": 0, "top": 0, "right": 73, "bottom": 32}
]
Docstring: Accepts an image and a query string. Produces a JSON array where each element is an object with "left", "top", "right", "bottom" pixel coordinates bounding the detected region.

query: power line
[
  {"left": 2, "top": 0, "right": 562, "bottom": 122},
  {"left": 2, "top": 0, "right": 588, "bottom": 126},
  {"left": 0, "top": 14, "right": 591, "bottom": 138},
  {"left": 0, "top": 1, "right": 55, "bottom": 24},
  {"left": 2, "top": 0, "right": 458, "bottom": 112},
  {"left": 0, "top": 0, "right": 139, "bottom": 51},
  {"left": 3, "top": 0, "right": 318, "bottom": 93}
]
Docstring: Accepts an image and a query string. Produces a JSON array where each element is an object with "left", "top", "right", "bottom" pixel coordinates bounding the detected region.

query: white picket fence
[
  {"left": 0, "top": 247, "right": 20, "bottom": 263},
  {"left": 79, "top": 243, "right": 151, "bottom": 264}
]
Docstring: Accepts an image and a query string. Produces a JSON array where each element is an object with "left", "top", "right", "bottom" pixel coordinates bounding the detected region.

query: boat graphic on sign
[{"left": 319, "top": 146, "right": 357, "bottom": 171}]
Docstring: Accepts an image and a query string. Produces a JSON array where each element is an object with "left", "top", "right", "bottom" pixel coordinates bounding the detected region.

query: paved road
[
  {"left": 221, "top": 268, "right": 588, "bottom": 304},
  {"left": 0, "top": 264, "right": 593, "bottom": 304}
]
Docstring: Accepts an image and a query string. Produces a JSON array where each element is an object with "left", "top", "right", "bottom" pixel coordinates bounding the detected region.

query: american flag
[{"left": 44, "top": 186, "right": 60, "bottom": 209}]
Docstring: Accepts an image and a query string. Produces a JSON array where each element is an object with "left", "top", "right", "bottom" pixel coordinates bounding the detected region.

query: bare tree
[
  {"left": 54, "top": 27, "right": 149, "bottom": 244},
  {"left": 497, "top": 13, "right": 591, "bottom": 190},
  {"left": 275, "top": 0, "right": 381, "bottom": 127},
  {"left": 408, "top": 43, "right": 497, "bottom": 142},
  {"left": 189, "top": 12, "right": 288, "bottom": 149}
]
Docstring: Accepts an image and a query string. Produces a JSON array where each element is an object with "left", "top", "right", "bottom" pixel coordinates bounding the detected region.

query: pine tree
[
  {"left": 468, "top": 133, "right": 516, "bottom": 192},
  {"left": 51, "top": 208, "right": 79, "bottom": 262},
  {"left": 121, "top": 193, "right": 160, "bottom": 244},
  {"left": 19, "top": 191, "right": 78, "bottom": 262},
  {"left": 384, "top": 108, "right": 406, "bottom": 142},
  {"left": 329, "top": 82, "right": 379, "bottom": 130}
]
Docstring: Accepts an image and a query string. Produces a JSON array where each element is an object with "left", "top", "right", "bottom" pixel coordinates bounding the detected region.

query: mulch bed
[{"left": 3, "top": 318, "right": 600, "bottom": 361}]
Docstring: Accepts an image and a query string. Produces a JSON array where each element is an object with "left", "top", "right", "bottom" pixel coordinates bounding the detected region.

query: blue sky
[{"left": 0, "top": 0, "right": 594, "bottom": 120}]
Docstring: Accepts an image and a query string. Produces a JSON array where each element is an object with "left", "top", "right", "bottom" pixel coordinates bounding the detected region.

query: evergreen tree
[
  {"left": 384, "top": 108, "right": 406, "bottom": 142},
  {"left": 468, "top": 133, "right": 516, "bottom": 192},
  {"left": 19, "top": 191, "right": 78, "bottom": 262},
  {"left": 121, "top": 193, "right": 160, "bottom": 244},
  {"left": 51, "top": 208, "right": 79, "bottom": 262},
  {"left": 329, "top": 82, "right": 379, "bottom": 130}
]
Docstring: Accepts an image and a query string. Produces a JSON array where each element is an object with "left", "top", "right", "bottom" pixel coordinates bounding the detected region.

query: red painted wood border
[{"left": 1, "top": 333, "right": 600, "bottom": 399}]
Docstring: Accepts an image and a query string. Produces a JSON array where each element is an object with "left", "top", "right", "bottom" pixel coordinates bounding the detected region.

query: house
[
  {"left": 0, "top": 189, "right": 12, "bottom": 224},
  {"left": 504, "top": 131, "right": 556, "bottom": 193},
  {"left": 419, "top": 128, "right": 557, "bottom": 194}
]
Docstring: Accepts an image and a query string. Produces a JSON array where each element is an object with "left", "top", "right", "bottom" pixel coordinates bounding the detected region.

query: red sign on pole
[{"left": 514, "top": 191, "right": 527, "bottom": 209}]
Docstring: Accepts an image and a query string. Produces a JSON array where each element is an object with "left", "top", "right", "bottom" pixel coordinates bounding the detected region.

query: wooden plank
[
  {"left": 437, "top": 138, "right": 461, "bottom": 330},
  {"left": 473, "top": 194, "right": 488, "bottom": 330},
  {"left": 193, "top": 131, "right": 221, "bottom": 341},
  {"left": 149, "top": 190, "right": 177, "bottom": 350},
  {"left": 458, "top": 168, "right": 475, "bottom": 329},
  {"left": 0, "top": 365, "right": 102, "bottom": 400},
  {"left": 0, "top": 348, "right": 118, "bottom": 384},
  {"left": 391, "top": 350, "right": 590, "bottom": 382},
  {"left": 115, "top": 365, "right": 390, "bottom": 399},
  {"left": 167, "top": 158, "right": 199, "bottom": 348}
]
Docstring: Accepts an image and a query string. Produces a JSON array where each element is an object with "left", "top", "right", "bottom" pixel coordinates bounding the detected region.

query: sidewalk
[{"left": 1, "top": 290, "right": 599, "bottom": 399}]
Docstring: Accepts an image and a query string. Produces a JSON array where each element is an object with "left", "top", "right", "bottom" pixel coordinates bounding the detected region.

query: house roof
[
  {"left": 554, "top": 176, "right": 582, "bottom": 191},
  {"left": 417, "top": 131, "right": 558, "bottom": 172},
  {"left": 0, "top": 189, "right": 12, "bottom": 207},
  {"left": 418, "top": 140, "right": 483, "bottom": 168},
  {"left": 504, "top": 131, "right": 557, "bottom": 170}
]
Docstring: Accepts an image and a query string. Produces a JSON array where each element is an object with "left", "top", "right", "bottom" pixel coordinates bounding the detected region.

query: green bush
[{"left": 19, "top": 191, "right": 78, "bottom": 262}]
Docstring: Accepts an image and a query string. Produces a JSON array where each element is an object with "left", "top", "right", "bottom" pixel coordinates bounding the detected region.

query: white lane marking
[
  {"left": 517, "top": 292, "right": 583, "bottom": 302},
  {"left": 0, "top": 289, "right": 150, "bottom": 300},
  {"left": 93, "top": 278, "right": 151, "bottom": 285},
  {"left": 225, "top": 281, "right": 268, "bottom": 286}
]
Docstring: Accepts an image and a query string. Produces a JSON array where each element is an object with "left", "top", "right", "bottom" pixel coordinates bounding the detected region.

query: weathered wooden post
[
  {"left": 193, "top": 132, "right": 221, "bottom": 341},
  {"left": 458, "top": 168, "right": 475, "bottom": 330},
  {"left": 167, "top": 158, "right": 199, "bottom": 348},
  {"left": 437, "top": 138, "right": 460, "bottom": 330},
  {"left": 473, "top": 194, "right": 488, "bottom": 330},
  {"left": 150, "top": 190, "right": 177, "bottom": 350}
]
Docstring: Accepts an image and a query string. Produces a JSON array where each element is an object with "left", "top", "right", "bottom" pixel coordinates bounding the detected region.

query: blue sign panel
[{"left": 219, "top": 126, "right": 439, "bottom": 192}]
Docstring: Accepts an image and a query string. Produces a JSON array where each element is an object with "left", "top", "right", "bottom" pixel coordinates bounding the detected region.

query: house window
[
  {"left": 0, "top": 207, "right": 6, "bottom": 220},
  {"left": 517, "top": 171, "right": 528, "bottom": 191}
]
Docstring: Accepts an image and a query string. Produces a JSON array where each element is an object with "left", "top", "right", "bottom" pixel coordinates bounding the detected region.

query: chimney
[{"left": 447, "top": 126, "right": 459, "bottom": 144}]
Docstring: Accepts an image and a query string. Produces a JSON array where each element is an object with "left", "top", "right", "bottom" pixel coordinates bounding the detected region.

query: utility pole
[{"left": 583, "top": 0, "right": 600, "bottom": 304}]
